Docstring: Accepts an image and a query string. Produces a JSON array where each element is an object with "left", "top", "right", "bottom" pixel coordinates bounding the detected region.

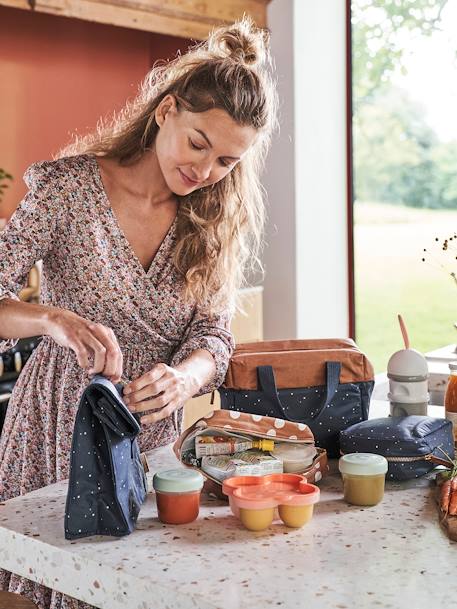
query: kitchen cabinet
[{"left": 0, "top": 1, "right": 270, "bottom": 38}]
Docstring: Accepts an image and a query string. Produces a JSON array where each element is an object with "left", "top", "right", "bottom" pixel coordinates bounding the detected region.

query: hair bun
[{"left": 208, "top": 17, "right": 268, "bottom": 68}]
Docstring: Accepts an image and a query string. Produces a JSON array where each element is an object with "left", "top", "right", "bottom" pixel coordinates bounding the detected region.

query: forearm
[
  {"left": 0, "top": 297, "right": 54, "bottom": 339},
  {"left": 174, "top": 348, "right": 217, "bottom": 397}
]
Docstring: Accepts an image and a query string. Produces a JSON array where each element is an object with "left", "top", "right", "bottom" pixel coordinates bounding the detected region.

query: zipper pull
[{"left": 210, "top": 391, "right": 215, "bottom": 405}]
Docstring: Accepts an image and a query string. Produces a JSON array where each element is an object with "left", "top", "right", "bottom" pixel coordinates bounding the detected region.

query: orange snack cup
[{"left": 222, "top": 473, "right": 320, "bottom": 531}]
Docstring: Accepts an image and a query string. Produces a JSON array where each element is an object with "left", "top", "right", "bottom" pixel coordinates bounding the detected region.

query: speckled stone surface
[{"left": 0, "top": 404, "right": 455, "bottom": 609}]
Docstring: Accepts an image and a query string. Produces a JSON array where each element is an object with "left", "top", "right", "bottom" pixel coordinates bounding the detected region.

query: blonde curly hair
[{"left": 59, "top": 17, "right": 278, "bottom": 314}]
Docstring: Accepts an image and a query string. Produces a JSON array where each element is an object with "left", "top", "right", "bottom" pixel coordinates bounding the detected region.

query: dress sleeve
[
  {"left": 0, "top": 161, "right": 63, "bottom": 353},
  {"left": 170, "top": 303, "right": 235, "bottom": 396}
]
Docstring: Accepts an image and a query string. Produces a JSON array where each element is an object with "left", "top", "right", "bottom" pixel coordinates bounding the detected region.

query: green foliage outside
[
  {"left": 353, "top": 0, "right": 457, "bottom": 209},
  {"left": 354, "top": 88, "right": 457, "bottom": 209},
  {"left": 355, "top": 202, "right": 456, "bottom": 372},
  {"left": 352, "top": 0, "right": 457, "bottom": 371},
  {"left": 352, "top": 0, "right": 449, "bottom": 106}
]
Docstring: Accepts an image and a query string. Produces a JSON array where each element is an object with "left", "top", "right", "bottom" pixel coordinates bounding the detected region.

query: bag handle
[
  {"left": 256, "top": 361, "right": 341, "bottom": 423},
  {"left": 427, "top": 454, "right": 455, "bottom": 468}
]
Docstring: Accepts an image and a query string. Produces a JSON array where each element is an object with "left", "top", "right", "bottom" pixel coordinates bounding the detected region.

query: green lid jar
[
  {"left": 153, "top": 469, "right": 204, "bottom": 524},
  {"left": 339, "top": 453, "right": 388, "bottom": 506}
]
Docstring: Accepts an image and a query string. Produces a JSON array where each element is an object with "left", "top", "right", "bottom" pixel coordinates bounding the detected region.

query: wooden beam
[{"left": 0, "top": 0, "right": 270, "bottom": 39}]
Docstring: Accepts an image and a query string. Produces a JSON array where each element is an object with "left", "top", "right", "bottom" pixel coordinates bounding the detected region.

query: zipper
[
  {"left": 191, "top": 425, "right": 315, "bottom": 446},
  {"left": 340, "top": 450, "right": 433, "bottom": 463},
  {"left": 384, "top": 454, "right": 433, "bottom": 463}
]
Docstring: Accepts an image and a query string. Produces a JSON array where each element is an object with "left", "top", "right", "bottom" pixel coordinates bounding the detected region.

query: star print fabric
[
  {"left": 218, "top": 339, "right": 375, "bottom": 458},
  {"left": 339, "top": 416, "right": 455, "bottom": 480}
]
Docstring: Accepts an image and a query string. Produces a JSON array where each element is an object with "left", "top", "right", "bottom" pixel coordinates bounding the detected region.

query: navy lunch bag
[
  {"left": 340, "top": 416, "right": 455, "bottom": 480},
  {"left": 65, "top": 376, "right": 147, "bottom": 539},
  {"left": 218, "top": 338, "right": 375, "bottom": 458}
]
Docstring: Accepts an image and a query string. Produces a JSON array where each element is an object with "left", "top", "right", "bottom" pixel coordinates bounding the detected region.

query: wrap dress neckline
[{"left": 89, "top": 154, "right": 178, "bottom": 282}]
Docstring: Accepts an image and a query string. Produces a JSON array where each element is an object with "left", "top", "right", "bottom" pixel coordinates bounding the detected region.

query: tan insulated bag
[{"left": 218, "top": 338, "right": 375, "bottom": 457}]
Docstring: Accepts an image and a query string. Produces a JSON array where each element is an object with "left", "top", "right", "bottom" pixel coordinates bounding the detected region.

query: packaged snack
[
  {"left": 195, "top": 435, "right": 274, "bottom": 457},
  {"left": 174, "top": 410, "right": 329, "bottom": 493},
  {"left": 200, "top": 450, "right": 283, "bottom": 482}
]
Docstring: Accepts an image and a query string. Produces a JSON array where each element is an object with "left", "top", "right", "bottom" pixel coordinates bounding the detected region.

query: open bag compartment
[{"left": 173, "top": 409, "right": 328, "bottom": 497}]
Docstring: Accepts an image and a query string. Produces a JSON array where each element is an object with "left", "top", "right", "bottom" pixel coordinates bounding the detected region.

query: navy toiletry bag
[
  {"left": 340, "top": 416, "right": 454, "bottom": 480},
  {"left": 65, "top": 376, "right": 147, "bottom": 539},
  {"left": 219, "top": 338, "right": 375, "bottom": 458}
]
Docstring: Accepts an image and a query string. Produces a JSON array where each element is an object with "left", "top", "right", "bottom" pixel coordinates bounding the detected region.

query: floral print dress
[{"left": 0, "top": 154, "right": 234, "bottom": 609}]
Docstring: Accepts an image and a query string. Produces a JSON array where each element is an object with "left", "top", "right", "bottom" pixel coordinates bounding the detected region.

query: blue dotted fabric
[
  {"left": 340, "top": 416, "right": 455, "bottom": 480},
  {"left": 219, "top": 380, "right": 374, "bottom": 458},
  {"left": 65, "top": 376, "right": 147, "bottom": 539}
]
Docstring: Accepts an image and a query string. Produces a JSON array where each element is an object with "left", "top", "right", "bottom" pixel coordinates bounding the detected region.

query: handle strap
[
  {"left": 428, "top": 455, "right": 455, "bottom": 468},
  {"left": 256, "top": 361, "right": 341, "bottom": 423}
]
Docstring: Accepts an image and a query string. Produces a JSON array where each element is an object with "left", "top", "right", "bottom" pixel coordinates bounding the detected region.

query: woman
[{"left": 0, "top": 17, "right": 277, "bottom": 609}]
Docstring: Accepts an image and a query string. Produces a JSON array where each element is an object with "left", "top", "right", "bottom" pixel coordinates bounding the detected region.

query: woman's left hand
[{"left": 123, "top": 363, "right": 195, "bottom": 425}]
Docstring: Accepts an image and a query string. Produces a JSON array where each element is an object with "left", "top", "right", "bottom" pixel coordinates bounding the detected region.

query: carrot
[
  {"left": 440, "top": 478, "right": 451, "bottom": 515},
  {"left": 448, "top": 477, "right": 457, "bottom": 516}
]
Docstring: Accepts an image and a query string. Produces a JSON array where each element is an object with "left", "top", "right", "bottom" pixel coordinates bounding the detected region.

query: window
[{"left": 351, "top": 0, "right": 457, "bottom": 372}]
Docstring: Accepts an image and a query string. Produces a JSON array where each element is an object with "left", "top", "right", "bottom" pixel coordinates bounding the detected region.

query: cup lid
[
  {"left": 339, "top": 453, "right": 388, "bottom": 476},
  {"left": 387, "top": 349, "right": 428, "bottom": 377},
  {"left": 153, "top": 468, "right": 204, "bottom": 493},
  {"left": 274, "top": 443, "right": 317, "bottom": 468}
]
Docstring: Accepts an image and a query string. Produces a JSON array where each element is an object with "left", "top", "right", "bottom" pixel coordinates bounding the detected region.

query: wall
[
  {"left": 258, "top": 0, "right": 297, "bottom": 339},
  {"left": 0, "top": 2, "right": 350, "bottom": 338},
  {"left": 262, "top": 0, "right": 349, "bottom": 339},
  {"left": 0, "top": 6, "right": 188, "bottom": 218}
]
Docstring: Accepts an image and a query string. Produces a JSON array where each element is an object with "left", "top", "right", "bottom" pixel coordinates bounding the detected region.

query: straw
[{"left": 398, "top": 314, "right": 410, "bottom": 350}]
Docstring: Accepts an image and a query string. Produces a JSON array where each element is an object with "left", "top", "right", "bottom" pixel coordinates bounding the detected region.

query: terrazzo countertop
[{"left": 0, "top": 402, "right": 455, "bottom": 609}]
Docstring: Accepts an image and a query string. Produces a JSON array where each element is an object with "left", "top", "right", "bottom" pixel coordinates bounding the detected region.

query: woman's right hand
[{"left": 44, "top": 308, "right": 123, "bottom": 383}]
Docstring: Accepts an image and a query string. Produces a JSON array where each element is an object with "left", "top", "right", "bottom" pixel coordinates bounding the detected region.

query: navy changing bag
[
  {"left": 219, "top": 338, "right": 375, "bottom": 457},
  {"left": 340, "top": 416, "right": 455, "bottom": 480},
  {"left": 65, "top": 376, "right": 147, "bottom": 539}
]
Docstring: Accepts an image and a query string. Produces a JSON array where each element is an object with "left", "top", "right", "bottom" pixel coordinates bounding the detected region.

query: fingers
[
  {"left": 71, "top": 339, "right": 91, "bottom": 370},
  {"left": 124, "top": 363, "right": 168, "bottom": 395},
  {"left": 123, "top": 363, "right": 188, "bottom": 425},
  {"left": 86, "top": 323, "right": 123, "bottom": 382},
  {"left": 49, "top": 309, "right": 122, "bottom": 381},
  {"left": 84, "top": 333, "right": 107, "bottom": 376},
  {"left": 125, "top": 377, "right": 174, "bottom": 406},
  {"left": 127, "top": 387, "right": 176, "bottom": 413},
  {"left": 140, "top": 401, "right": 179, "bottom": 426}
]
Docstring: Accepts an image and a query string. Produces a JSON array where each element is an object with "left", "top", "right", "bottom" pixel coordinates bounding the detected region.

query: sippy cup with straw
[{"left": 387, "top": 315, "right": 429, "bottom": 417}]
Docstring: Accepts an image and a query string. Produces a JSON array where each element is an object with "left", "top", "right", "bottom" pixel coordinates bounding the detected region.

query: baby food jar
[
  {"left": 338, "top": 453, "right": 388, "bottom": 506},
  {"left": 153, "top": 468, "right": 204, "bottom": 524}
]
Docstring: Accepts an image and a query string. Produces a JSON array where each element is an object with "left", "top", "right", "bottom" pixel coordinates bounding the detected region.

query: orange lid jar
[
  {"left": 445, "top": 363, "right": 457, "bottom": 441},
  {"left": 153, "top": 469, "right": 204, "bottom": 525}
]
